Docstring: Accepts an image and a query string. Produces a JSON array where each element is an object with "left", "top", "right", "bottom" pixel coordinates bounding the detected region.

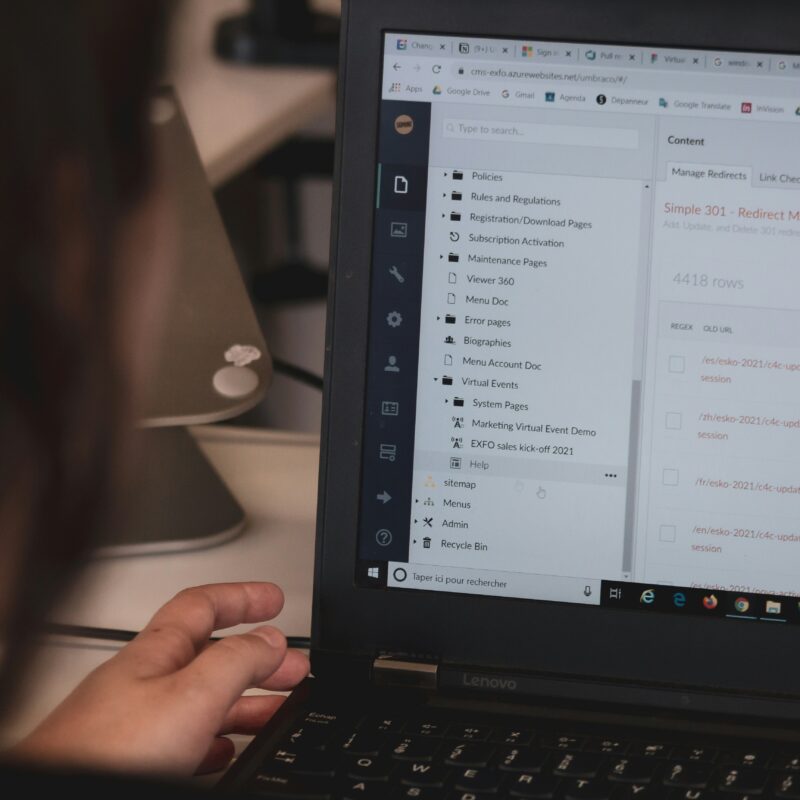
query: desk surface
[
  {"left": 1, "top": 427, "right": 319, "bottom": 750},
  {"left": 170, "top": 0, "right": 337, "bottom": 187}
]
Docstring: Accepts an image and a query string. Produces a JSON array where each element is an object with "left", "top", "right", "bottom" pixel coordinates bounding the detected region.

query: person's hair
[{"left": 0, "top": 0, "right": 169, "bottom": 713}]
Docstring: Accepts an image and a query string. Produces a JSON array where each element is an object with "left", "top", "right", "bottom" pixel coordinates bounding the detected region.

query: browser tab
[
  {"left": 515, "top": 43, "right": 578, "bottom": 64},
  {"left": 387, "top": 33, "right": 453, "bottom": 57},
  {"left": 646, "top": 51, "right": 708, "bottom": 70},
  {"left": 710, "top": 53, "right": 771, "bottom": 74}
]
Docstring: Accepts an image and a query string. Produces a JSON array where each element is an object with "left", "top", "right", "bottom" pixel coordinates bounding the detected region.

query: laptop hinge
[{"left": 372, "top": 656, "right": 439, "bottom": 690}]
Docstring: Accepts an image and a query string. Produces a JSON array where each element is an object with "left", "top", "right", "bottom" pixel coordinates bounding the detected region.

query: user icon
[{"left": 385, "top": 355, "right": 400, "bottom": 373}]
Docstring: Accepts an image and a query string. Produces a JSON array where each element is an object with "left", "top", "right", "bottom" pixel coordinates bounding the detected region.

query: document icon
[
  {"left": 444, "top": 354, "right": 453, "bottom": 366},
  {"left": 393, "top": 175, "right": 409, "bottom": 194},
  {"left": 448, "top": 272, "right": 457, "bottom": 284},
  {"left": 447, "top": 293, "right": 456, "bottom": 304}
]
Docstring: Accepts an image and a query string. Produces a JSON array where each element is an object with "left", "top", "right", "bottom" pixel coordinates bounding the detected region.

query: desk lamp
[
  {"left": 215, "top": 0, "right": 339, "bottom": 67},
  {"left": 96, "top": 89, "right": 272, "bottom": 556}
]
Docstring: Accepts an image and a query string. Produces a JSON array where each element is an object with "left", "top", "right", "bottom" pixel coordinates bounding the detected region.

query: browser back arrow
[{"left": 377, "top": 491, "right": 392, "bottom": 504}]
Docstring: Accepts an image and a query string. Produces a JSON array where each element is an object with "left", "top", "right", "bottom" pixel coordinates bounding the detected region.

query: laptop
[{"left": 219, "top": 1, "right": 800, "bottom": 797}]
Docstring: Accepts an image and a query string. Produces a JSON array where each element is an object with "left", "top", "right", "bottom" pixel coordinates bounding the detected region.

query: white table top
[
  {"left": 170, "top": 0, "right": 337, "bottom": 187},
  {"left": 1, "top": 427, "right": 320, "bottom": 750}
]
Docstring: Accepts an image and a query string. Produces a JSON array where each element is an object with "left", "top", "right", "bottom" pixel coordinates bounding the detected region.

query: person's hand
[{"left": 14, "top": 583, "right": 309, "bottom": 776}]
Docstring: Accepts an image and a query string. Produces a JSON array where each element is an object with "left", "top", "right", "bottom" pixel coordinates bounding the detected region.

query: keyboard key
[
  {"left": 345, "top": 756, "right": 393, "bottom": 781},
  {"left": 628, "top": 743, "right": 671, "bottom": 759},
  {"left": 585, "top": 738, "right": 628, "bottom": 754},
  {"left": 607, "top": 758, "right": 659, "bottom": 784},
  {"left": 341, "top": 733, "right": 390, "bottom": 756},
  {"left": 507, "top": 773, "right": 560, "bottom": 798},
  {"left": 447, "top": 725, "right": 492, "bottom": 742},
  {"left": 283, "top": 726, "right": 333, "bottom": 752},
  {"left": 563, "top": 779, "right": 614, "bottom": 800},
  {"left": 666, "top": 791, "right": 717, "bottom": 800},
  {"left": 399, "top": 789, "right": 444, "bottom": 800},
  {"left": 718, "top": 767, "right": 769, "bottom": 794},
  {"left": 408, "top": 721, "right": 446, "bottom": 738},
  {"left": 553, "top": 753, "right": 607, "bottom": 779},
  {"left": 671, "top": 747, "right": 717, "bottom": 763},
  {"left": 663, "top": 762, "right": 715, "bottom": 789},
  {"left": 497, "top": 747, "right": 550, "bottom": 773},
  {"left": 542, "top": 735, "right": 585, "bottom": 751},
  {"left": 493, "top": 728, "right": 535, "bottom": 746},
  {"left": 776, "top": 774, "right": 800, "bottom": 799},
  {"left": 446, "top": 793, "right": 496, "bottom": 800},
  {"left": 392, "top": 737, "right": 442, "bottom": 762},
  {"left": 453, "top": 767, "right": 501, "bottom": 793},
  {"left": 773, "top": 755, "right": 800, "bottom": 773},
  {"left": 614, "top": 785, "right": 661, "bottom": 800},
  {"left": 339, "top": 779, "right": 395, "bottom": 800},
  {"left": 360, "top": 715, "right": 406, "bottom": 735},
  {"left": 444, "top": 743, "right": 496, "bottom": 767},
  {"left": 719, "top": 750, "right": 768, "bottom": 769},
  {"left": 268, "top": 750, "right": 336, "bottom": 777},
  {"left": 250, "top": 773, "right": 332, "bottom": 799},
  {"left": 398, "top": 762, "right": 450, "bottom": 787}
]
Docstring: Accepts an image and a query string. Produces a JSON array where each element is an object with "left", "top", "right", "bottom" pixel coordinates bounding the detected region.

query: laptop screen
[{"left": 356, "top": 31, "right": 800, "bottom": 627}]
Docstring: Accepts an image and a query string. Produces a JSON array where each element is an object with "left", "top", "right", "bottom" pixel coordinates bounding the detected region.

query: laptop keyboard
[{"left": 245, "top": 706, "right": 800, "bottom": 799}]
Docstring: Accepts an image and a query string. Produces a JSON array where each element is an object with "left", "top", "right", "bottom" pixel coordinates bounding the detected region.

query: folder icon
[
  {"left": 445, "top": 314, "right": 456, "bottom": 324},
  {"left": 453, "top": 170, "right": 464, "bottom": 180},
  {"left": 453, "top": 397, "right": 465, "bottom": 407},
  {"left": 451, "top": 212, "right": 462, "bottom": 222},
  {"left": 451, "top": 191, "right": 463, "bottom": 201},
  {"left": 449, "top": 253, "right": 460, "bottom": 263},
  {"left": 442, "top": 376, "right": 453, "bottom": 386}
]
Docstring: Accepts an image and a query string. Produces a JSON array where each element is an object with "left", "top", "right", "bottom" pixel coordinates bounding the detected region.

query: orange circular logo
[{"left": 394, "top": 114, "right": 414, "bottom": 135}]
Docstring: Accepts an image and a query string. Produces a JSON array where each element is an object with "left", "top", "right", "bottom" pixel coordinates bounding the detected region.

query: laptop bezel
[{"left": 315, "top": 0, "right": 800, "bottom": 714}]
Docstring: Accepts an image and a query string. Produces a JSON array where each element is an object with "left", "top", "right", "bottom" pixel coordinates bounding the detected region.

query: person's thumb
[{"left": 177, "top": 626, "right": 287, "bottom": 721}]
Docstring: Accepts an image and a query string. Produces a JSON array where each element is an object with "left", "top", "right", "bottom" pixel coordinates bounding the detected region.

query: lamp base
[{"left": 95, "top": 428, "right": 246, "bottom": 558}]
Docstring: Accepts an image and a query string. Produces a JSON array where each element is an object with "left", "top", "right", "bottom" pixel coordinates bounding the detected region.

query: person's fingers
[
  {"left": 258, "top": 649, "right": 310, "bottom": 692},
  {"left": 219, "top": 695, "right": 286, "bottom": 735},
  {"left": 195, "top": 737, "right": 235, "bottom": 775},
  {"left": 179, "top": 625, "right": 289, "bottom": 719},
  {"left": 121, "top": 583, "right": 285, "bottom": 676}
]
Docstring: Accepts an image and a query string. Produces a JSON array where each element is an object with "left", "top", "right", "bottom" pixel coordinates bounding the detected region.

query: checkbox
[
  {"left": 669, "top": 356, "right": 686, "bottom": 374},
  {"left": 665, "top": 412, "right": 683, "bottom": 430},
  {"left": 663, "top": 468, "right": 680, "bottom": 486},
  {"left": 659, "top": 525, "right": 677, "bottom": 543}
]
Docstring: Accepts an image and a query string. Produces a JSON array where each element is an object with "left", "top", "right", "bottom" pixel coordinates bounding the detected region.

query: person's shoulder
[{"left": 0, "top": 763, "right": 250, "bottom": 799}]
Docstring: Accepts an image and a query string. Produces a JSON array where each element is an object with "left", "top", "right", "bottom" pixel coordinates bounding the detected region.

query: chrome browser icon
[{"left": 734, "top": 597, "right": 750, "bottom": 613}]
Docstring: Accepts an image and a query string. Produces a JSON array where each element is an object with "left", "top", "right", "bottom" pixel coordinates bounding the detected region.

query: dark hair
[{"left": 0, "top": 0, "right": 169, "bottom": 713}]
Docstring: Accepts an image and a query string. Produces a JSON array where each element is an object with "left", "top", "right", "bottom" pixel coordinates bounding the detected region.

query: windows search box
[{"left": 443, "top": 118, "right": 640, "bottom": 150}]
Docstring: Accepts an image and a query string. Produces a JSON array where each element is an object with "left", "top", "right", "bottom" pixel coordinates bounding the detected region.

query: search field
[{"left": 444, "top": 118, "right": 640, "bottom": 150}]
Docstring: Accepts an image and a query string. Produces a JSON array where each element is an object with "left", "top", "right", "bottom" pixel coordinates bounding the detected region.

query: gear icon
[{"left": 386, "top": 311, "right": 403, "bottom": 328}]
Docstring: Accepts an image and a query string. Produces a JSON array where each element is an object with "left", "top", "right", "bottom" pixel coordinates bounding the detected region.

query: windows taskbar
[{"left": 601, "top": 580, "right": 800, "bottom": 625}]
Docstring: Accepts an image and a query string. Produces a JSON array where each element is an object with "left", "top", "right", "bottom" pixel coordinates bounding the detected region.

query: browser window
[{"left": 357, "top": 32, "right": 800, "bottom": 626}]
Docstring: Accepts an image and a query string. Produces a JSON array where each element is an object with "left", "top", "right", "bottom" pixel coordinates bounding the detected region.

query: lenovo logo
[{"left": 462, "top": 673, "right": 518, "bottom": 692}]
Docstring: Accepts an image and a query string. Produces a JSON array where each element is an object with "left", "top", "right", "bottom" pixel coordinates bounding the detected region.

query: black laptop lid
[{"left": 315, "top": 0, "right": 800, "bottom": 717}]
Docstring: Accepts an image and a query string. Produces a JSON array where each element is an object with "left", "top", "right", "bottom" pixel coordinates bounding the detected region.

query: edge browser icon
[{"left": 639, "top": 589, "right": 655, "bottom": 605}]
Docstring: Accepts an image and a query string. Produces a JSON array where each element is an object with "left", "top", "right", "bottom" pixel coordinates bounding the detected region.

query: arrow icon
[
  {"left": 393, "top": 63, "right": 401, "bottom": 71},
  {"left": 377, "top": 491, "right": 392, "bottom": 504}
]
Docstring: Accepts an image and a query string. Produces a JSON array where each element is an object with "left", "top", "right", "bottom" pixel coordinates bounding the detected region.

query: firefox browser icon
[{"left": 703, "top": 594, "right": 718, "bottom": 610}]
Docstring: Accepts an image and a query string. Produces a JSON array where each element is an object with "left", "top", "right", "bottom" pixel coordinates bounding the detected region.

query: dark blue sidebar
[{"left": 357, "top": 101, "right": 432, "bottom": 577}]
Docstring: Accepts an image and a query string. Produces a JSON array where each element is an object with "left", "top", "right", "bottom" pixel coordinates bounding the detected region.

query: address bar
[{"left": 444, "top": 118, "right": 639, "bottom": 150}]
